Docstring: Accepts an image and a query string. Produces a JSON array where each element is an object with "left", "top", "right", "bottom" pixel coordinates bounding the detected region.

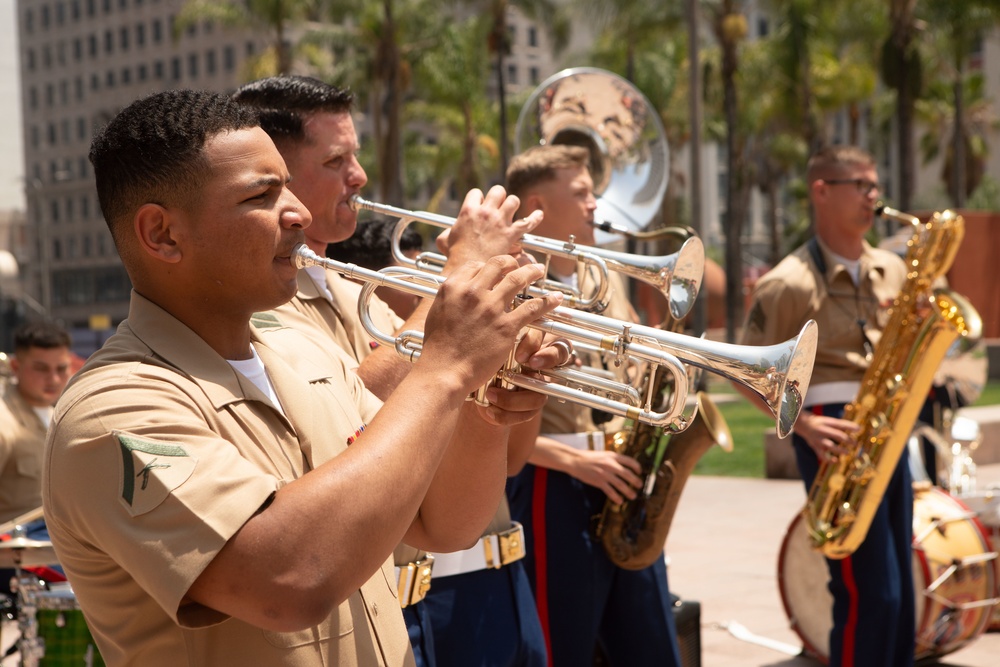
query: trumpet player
[
  {"left": 505, "top": 145, "right": 684, "bottom": 667},
  {"left": 42, "top": 89, "right": 567, "bottom": 667},
  {"left": 740, "top": 146, "right": 913, "bottom": 667},
  {"left": 233, "top": 76, "right": 571, "bottom": 667}
]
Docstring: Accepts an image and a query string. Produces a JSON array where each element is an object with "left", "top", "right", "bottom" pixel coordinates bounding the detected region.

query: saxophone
[
  {"left": 803, "top": 207, "right": 976, "bottom": 559},
  {"left": 596, "top": 368, "right": 733, "bottom": 571}
]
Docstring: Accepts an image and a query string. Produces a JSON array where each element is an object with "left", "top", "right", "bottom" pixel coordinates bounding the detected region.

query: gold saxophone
[
  {"left": 803, "top": 207, "right": 977, "bottom": 559},
  {"left": 597, "top": 383, "right": 733, "bottom": 570}
]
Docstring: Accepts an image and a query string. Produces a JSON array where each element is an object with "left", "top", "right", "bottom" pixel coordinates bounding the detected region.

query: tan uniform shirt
[
  {"left": 0, "top": 383, "right": 47, "bottom": 524},
  {"left": 267, "top": 268, "right": 427, "bottom": 575},
  {"left": 272, "top": 268, "right": 404, "bottom": 371},
  {"left": 741, "top": 238, "right": 908, "bottom": 398},
  {"left": 42, "top": 291, "right": 412, "bottom": 667}
]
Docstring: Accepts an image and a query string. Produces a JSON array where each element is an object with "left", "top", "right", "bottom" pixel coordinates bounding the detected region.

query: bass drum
[{"left": 778, "top": 486, "right": 997, "bottom": 664}]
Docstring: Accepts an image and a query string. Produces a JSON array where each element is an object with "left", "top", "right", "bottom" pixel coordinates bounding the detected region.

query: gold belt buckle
[
  {"left": 482, "top": 523, "right": 526, "bottom": 569},
  {"left": 397, "top": 554, "right": 434, "bottom": 608}
]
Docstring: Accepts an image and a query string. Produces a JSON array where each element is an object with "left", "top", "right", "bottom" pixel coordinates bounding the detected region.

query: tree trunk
[{"left": 378, "top": 0, "right": 404, "bottom": 204}]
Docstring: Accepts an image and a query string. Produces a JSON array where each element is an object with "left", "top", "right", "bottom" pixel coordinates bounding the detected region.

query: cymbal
[
  {"left": 0, "top": 537, "right": 59, "bottom": 568},
  {"left": 0, "top": 507, "right": 45, "bottom": 536}
]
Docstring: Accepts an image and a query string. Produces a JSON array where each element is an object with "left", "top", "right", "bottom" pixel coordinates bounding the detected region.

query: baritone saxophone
[{"left": 803, "top": 208, "right": 976, "bottom": 559}]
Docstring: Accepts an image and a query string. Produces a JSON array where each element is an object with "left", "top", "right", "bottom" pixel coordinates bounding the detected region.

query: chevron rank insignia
[
  {"left": 115, "top": 431, "right": 196, "bottom": 516},
  {"left": 250, "top": 312, "right": 283, "bottom": 329}
]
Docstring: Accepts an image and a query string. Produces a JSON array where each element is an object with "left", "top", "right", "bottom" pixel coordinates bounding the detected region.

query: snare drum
[
  {"left": 778, "top": 486, "right": 997, "bottom": 664},
  {"left": 35, "top": 585, "right": 105, "bottom": 666}
]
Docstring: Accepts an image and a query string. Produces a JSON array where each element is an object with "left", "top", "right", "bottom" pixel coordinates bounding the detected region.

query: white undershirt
[
  {"left": 829, "top": 250, "right": 862, "bottom": 285},
  {"left": 33, "top": 405, "right": 53, "bottom": 428},
  {"left": 227, "top": 345, "right": 285, "bottom": 414},
  {"left": 304, "top": 265, "right": 335, "bottom": 302}
]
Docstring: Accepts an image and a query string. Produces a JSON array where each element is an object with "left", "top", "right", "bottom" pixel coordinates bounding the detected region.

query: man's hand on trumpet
[{"left": 436, "top": 185, "right": 543, "bottom": 270}]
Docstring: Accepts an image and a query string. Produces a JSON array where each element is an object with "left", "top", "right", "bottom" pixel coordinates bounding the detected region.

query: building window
[
  {"left": 138, "top": 63, "right": 148, "bottom": 81},
  {"left": 43, "top": 46, "right": 52, "bottom": 69},
  {"left": 26, "top": 49, "right": 35, "bottom": 71},
  {"left": 89, "top": 34, "right": 97, "bottom": 57},
  {"left": 136, "top": 23, "right": 145, "bottom": 47},
  {"left": 153, "top": 19, "right": 162, "bottom": 43},
  {"left": 86, "top": 0, "right": 95, "bottom": 17},
  {"left": 507, "top": 64, "right": 517, "bottom": 85},
  {"left": 59, "top": 81, "right": 68, "bottom": 105},
  {"left": 154, "top": 60, "right": 164, "bottom": 79},
  {"left": 28, "top": 87, "right": 37, "bottom": 110},
  {"left": 53, "top": 240, "right": 62, "bottom": 261},
  {"left": 188, "top": 53, "right": 198, "bottom": 79},
  {"left": 121, "top": 67, "right": 131, "bottom": 85},
  {"left": 24, "top": 9, "right": 34, "bottom": 33},
  {"left": 120, "top": 26, "right": 129, "bottom": 51},
  {"left": 47, "top": 124, "right": 57, "bottom": 146},
  {"left": 224, "top": 45, "right": 235, "bottom": 71},
  {"left": 56, "top": 2, "right": 66, "bottom": 25},
  {"left": 41, "top": 5, "right": 50, "bottom": 29},
  {"left": 205, "top": 49, "right": 216, "bottom": 75},
  {"left": 74, "top": 77, "right": 83, "bottom": 101},
  {"left": 90, "top": 73, "right": 100, "bottom": 91},
  {"left": 81, "top": 196, "right": 90, "bottom": 220},
  {"left": 528, "top": 26, "right": 537, "bottom": 47},
  {"left": 171, "top": 57, "right": 181, "bottom": 82},
  {"left": 30, "top": 126, "right": 39, "bottom": 149},
  {"left": 78, "top": 157, "right": 89, "bottom": 179},
  {"left": 104, "top": 30, "right": 114, "bottom": 54},
  {"left": 508, "top": 24, "right": 516, "bottom": 46},
  {"left": 77, "top": 117, "right": 87, "bottom": 141},
  {"left": 73, "top": 38, "right": 82, "bottom": 60},
  {"left": 530, "top": 66, "right": 539, "bottom": 85},
  {"left": 106, "top": 70, "right": 115, "bottom": 88},
  {"left": 50, "top": 200, "right": 61, "bottom": 223},
  {"left": 45, "top": 84, "right": 54, "bottom": 107},
  {"left": 71, "top": 0, "right": 80, "bottom": 20}
]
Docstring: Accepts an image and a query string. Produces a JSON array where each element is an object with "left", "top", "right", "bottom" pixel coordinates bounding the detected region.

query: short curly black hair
[
  {"left": 88, "top": 89, "right": 260, "bottom": 266},
  {"left": 13, "top": 320, "right": 72, "bottom": 353},
  {"left": 233, "top": 75, "right": 355, "bottom": 147}
]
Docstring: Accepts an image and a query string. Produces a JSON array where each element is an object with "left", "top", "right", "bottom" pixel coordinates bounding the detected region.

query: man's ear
[
  {"left": 134, "top": 203, "right": 182, "bottom": 263},
  {"left": 522, "top": 192, "right": 544, "bottom": 215}
]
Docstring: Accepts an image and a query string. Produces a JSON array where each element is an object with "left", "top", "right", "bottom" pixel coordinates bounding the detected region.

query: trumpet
[
  {"left": 293, "top": 245, "right": 817, "bottom": 436},
  {"left": 349, "top": 195, "right": 704, "bottom": 320}
]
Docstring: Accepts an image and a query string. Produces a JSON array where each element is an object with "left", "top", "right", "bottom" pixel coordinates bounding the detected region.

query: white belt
[
  {"left": 803, "top": 381, "right": 860, "bottom": 409},
  {"left": 545, "top": 432, "right": 606, "bottom": 451},
  {"left": 431, "top": 523, "right": 526, "bottom": 578},
  {"left": 394, "top": 554, "right": 434, "bottom": 608}
]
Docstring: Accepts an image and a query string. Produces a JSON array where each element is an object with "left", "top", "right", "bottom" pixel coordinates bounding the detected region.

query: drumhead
[{"left": 777, "top": 511, "right": 832, "bottom": 663}]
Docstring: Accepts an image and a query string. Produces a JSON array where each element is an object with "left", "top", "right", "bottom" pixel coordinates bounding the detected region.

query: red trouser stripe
[
  {"left": 840, "top": 556, "right": 859, "bottom": 667},
  {"left": 530, "top": 466, "right": 553, "bottom": 667}
]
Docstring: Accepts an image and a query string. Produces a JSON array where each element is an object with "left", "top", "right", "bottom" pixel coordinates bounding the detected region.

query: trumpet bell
[{"left": 515, "top": 67, "right": 670, "bottom": 235}]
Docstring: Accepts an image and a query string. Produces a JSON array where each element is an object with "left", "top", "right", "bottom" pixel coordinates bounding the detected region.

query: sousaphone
[{"left": 514, "top": 67, "right": 670, "bottom": 235}]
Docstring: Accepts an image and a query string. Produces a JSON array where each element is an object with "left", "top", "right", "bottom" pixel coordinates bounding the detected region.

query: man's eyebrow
[{"left": 243, "top": 174, "right": 288, "bottom": 190}]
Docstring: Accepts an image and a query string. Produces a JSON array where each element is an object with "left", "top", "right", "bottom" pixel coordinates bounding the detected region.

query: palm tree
[
  {"left": 920, "top": 0, "right": 1000, "bottom": 207},
  {"left": 880, "top": 0, "right": 921, "bottom": 211},
  {"left": 409, "top": 16, "right": 500, "bottom": 201},
  {"left": 464, "top": 0, "right": 569, "bottom": 175},
  {"left": 175, "top": 0, "right": 319, "bottom": 76},
  {"left": 324, "top": 0, "right": 446, "bottom": 204},
  {"left": 705, "top": 0, "right": 749, "bottom": 343}
]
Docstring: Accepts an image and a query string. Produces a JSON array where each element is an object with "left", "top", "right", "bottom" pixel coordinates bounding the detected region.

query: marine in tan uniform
[
  {"left": 739, "top": 145, "right": 912, "bottom": 667},
  {"left": 42, "top": 90, "right": 564, "bottom": 667},
  {"left": 504, "top": 145, "right": 684, "bottom": 667},
  {"left": 0, "top": 321, "right": 73, "bottom": 526}
]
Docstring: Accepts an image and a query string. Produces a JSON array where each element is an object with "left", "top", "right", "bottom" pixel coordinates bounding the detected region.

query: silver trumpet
[
  {"left": 349, "top": 194, "right": 705, "bottom": 320},
  {"left": 293, "top": 245, "right": 816, "bottom": 436}
]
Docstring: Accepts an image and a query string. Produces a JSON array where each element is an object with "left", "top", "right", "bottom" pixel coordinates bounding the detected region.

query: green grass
[{"left": 688, "top": 378, "right": 1000, "bottom": 479}]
